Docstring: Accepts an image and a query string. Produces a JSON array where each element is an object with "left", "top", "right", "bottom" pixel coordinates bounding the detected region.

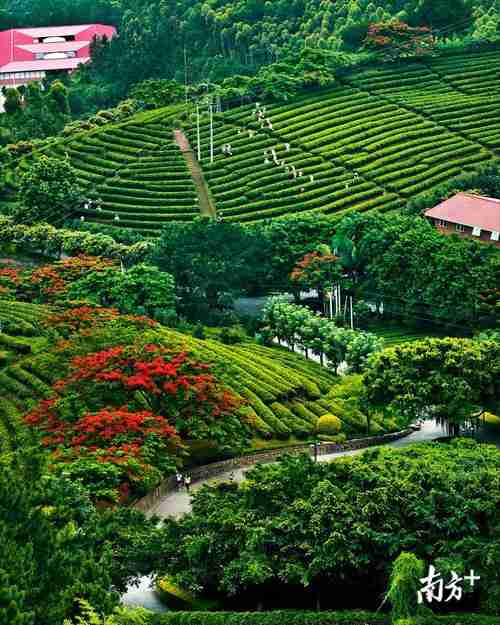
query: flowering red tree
[
  {"left": 43, "top": 305, "right": 156, "bottom": 337},
  {"left": 54, "top": 344, "right": 241, "bottom": 437},
  {"left": 26, "top": 400, "right": 181, "bottom": 501},
  {"left": 364, "top": 22, "right": 434, "bottom": 59},
  {"left": 0, "top": 265, "right": 21, "bottom": 298},
  {"left": 27, "top": 255, "right": 115, "bottom": 301},
  {"left": 24, "top": 342, "right": 244, "bottom": 501},
  {"left": 290, "top": 249, "right": 341, "bottom": 304}
]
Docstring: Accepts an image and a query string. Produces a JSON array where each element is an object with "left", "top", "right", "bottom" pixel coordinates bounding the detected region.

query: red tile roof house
[
  {"left": 424, "top": 192, "right": 500, "bottom": 248},
  {"left": 0, "top": 23, "right": 116, "bottom": 110}
]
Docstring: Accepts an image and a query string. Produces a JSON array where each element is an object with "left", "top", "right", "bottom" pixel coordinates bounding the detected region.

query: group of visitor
[{"left": 175, "top": 472, "right": 192, "bottom": 492}]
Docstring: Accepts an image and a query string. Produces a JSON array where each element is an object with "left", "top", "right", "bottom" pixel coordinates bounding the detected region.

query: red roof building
[
  {"left": 424, "top": 192, "right": 500, "bottom": 247},
  {"left": 0, "top": 23, "right": 116, "bottom": 94}
]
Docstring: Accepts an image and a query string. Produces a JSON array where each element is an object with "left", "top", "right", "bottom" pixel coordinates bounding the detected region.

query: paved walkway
[
  {"left": 149, "top": 420, "right": 446, "bottom": 519},
  {"left": 121, "top": 420, "right": 447, "bottom": 610}
]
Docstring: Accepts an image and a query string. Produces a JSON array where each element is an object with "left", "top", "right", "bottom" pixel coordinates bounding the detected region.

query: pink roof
[
  {"left": 425, "top": 193, "right": 500, "bottom": 233},
  {"left": 16, "top": 42, "right": 88, "bottom": 53},
  {"left": 0, "top": 24, "right": 116, "bottom": 69},
  {"left": 17, "top": 24, "right": 94, "bottom": 37},
  {"left": 0, "top": 57, "right": 89, "bottom": 72}
]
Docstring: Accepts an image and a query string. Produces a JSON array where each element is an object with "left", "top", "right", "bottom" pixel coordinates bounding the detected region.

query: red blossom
[{"left": 23, "top": 341, "right": 242, "bottom": 500}]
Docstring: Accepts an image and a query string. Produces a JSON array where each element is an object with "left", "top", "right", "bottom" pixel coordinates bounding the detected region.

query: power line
[{"left": 241, "top": 284, "right": 479, "bottom": 331}]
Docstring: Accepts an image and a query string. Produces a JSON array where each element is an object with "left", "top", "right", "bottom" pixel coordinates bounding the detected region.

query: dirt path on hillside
[{"left": 173, "top": 129, "right": 216, "bottom": 218}]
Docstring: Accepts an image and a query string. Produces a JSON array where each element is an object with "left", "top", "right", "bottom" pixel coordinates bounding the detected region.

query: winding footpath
[{"left": 121, "top": 420, "right": 448, "bottom": 611}]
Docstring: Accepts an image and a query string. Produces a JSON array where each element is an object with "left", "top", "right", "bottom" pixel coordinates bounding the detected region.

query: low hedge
[
  {"left": 149, "top": 612, "right": 389, "bottom": 625},
  {"left": 0, "top": 217, "right": 155, "bottom": 263},
  {"left": 148, "top": 613, "right": 500, "bottom": 625},
  {"left": 420, "top": 617, "right": 499, "bottom": 625}
]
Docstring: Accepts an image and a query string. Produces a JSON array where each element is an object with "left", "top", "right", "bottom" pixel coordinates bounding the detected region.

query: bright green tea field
[{"left": 4, "top": 49, "right": 500, "bottom": 232}]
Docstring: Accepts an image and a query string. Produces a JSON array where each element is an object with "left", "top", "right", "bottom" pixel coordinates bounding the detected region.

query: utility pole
[
  {"left": 350, "top": 295, "right": 354, "bottom": 329},
  {"left": 209, "top": 100, "right": 214, "bottom": 164},
  {"left": 184, "top": 46, "right": 188, "bottom": 104},
  {"left": 328, "top": 289, "right": 333, "bottom": 320},
  {"left": 196, "top": 102, "right": 201, "bottom": 161}
]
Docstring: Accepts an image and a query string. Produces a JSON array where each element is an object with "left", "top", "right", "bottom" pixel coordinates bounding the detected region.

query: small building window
[
  {"left": 42, "top": 52, "right": 70, "bottom": 60},
  {"left": 41, "top": 36, "right": 67, "bottom": 43},
  {"left": 455, "top": 224, "right": 465, "bottom": 233},
  {"left": 491, "top": 231, "right": 499, "bottom": 242},
  {"left": 436, "top": 219, "right": 447, "bottom": 228},
  {"left": 472, "top": 226, "right": 482, "bottom": 237}
]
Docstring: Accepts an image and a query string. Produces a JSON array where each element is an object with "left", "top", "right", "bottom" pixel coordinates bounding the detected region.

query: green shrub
[
  {"left": 483, "top": 412, "right": 500, "bottom": 426},
  {"left": 316, "top": 413, "right": 342, "bottom": 435},
  {"left": 156, "top": 577, "right": 197, "bottom": 610},
  {"left": 219, "top": 326, "right": 246, "bottom": 345},
  {"left": 192, "top": 324, "right": 206, "bottom": 340}
]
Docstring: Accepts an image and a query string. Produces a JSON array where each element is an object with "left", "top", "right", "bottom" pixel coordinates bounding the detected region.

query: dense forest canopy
[{"left": 1, "top": 0, "right": 499, "bottom": 104}]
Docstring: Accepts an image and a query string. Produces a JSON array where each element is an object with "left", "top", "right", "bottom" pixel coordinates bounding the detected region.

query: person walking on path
[
  {"left": 176, "top": 472, "right": 183, "bottom": 491},
  {"left": 184, "top": 475, "right": 192, "bottom": 492}
]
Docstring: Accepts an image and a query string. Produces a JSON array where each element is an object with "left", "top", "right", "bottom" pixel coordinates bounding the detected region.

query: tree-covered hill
[{"left": 1, "top": 0, "right": 499, "bottom": 97}]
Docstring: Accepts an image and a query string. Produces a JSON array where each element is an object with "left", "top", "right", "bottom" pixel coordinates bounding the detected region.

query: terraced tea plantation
[
  {"left": 191, "top": 49, "right": 499, "bottom": 223},
  {"left": 362, "top": 323, "right": 451, "bottom": 347},
  {"left": 14, "top": 107, "right": 200, "bottom": 236},
  {"left": 156, "top": 328, "right": 400, "bottom": 439},
  {"left": 3, "top": 49, "right": 499, "bottom": 231},
  {"left": 0, "top": 299, "right": 54, "bottom": 451},
  {"left": 0, "top": 303, "right": 400, "bottom": 453}
]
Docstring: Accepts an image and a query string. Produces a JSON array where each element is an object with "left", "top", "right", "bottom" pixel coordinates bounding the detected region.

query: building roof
[
  {"left": 0, "top": 24, "right": 116, "bottom": 74},
  {"left": 16, "top": 24, "right": 97, "bottom": 38},
  {"left": 16, "top": 42, "right": 88, "bottom": 53},
  {"left": 0, "top": 57, "right": 89, "bottom": 72},
  {"left": 424, "top": 192, "right": 500, "bottom": 233}
]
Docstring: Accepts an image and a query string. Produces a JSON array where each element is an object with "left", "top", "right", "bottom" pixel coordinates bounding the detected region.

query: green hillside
[
  {"left": 8, "top": 107, "right": 200, "bottom": 236},
  {"left": 195, "top": 49, "right": 499, "bottom": 223},
  {"left": 3, "top": 50, "right": 499, "bottom": 232},
  {"left": 0, "top": 302, "right": 401, "bottom": 454}
]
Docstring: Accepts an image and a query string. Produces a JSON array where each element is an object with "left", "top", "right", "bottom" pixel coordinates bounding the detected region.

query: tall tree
[
  {"left": 14, "top": 156, "right": 82, "bottom": 226},
  {"left": 364, "top": 337, "right": 500, "bottom": 433},
  {"left": 152, "top": 218, "right": 268, "bottom": 321},
  {"left": 0, "top": 454, "right": 118, "bottom": 624}
]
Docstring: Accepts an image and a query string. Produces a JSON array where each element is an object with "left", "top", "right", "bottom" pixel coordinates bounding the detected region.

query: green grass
[{"left": 361, "top": 321, "right": 453, "bottom": 346}]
